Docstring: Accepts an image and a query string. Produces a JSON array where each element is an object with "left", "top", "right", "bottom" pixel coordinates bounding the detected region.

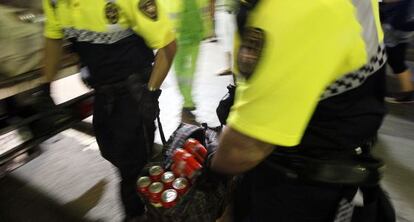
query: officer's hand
[
  {"left": 140, "top": 85, "right": 162, "bottom": 124},
  {"left": 216, "top": 85, "right": 236, "bottom": 125},
  {"left": 196, "top": 151, "right": 230, "bottom": 191},
  {"left": 32, "top": 82, "right": 56, "bottom": 110},
  {"left": 40, "top": 82, "right": 51, "bottom": 96},
  {"left": 202, "top": 138, "right": 227, "bottom": 182}
]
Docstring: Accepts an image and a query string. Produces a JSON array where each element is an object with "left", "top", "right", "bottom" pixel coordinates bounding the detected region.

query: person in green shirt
[{"left": 173, "top": 0, "right": 204, "bottom": 124}]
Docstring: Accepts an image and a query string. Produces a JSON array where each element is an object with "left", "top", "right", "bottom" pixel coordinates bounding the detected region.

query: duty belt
[
  {"left": 95, "top": 79, "right": 130, "bottom": 95},
  {"left": 94, "top": 69, "right": 151, "bottom": 114},
  {"left": 94, "top": 68, "right": 152, "bottom": 94},
  {"left": 265, "top": 141, "right": 384, "bottom": 186}
]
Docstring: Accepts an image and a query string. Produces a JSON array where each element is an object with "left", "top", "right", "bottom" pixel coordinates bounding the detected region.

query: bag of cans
[
  {"left": 137, "top": 164, "right": 193, "bottom": 209},
  {"left": 137, "top": 123, "right": 230, "bottom": 222}
]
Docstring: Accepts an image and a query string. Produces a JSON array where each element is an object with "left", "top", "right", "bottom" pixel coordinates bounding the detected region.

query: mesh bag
[{"left": 141, "top": 123, "right": 230, "bottom": 222}]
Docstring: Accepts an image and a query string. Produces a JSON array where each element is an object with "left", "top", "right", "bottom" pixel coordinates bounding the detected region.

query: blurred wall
[{"left": 0, "top": 0, "right": 42, "bottom": 10}]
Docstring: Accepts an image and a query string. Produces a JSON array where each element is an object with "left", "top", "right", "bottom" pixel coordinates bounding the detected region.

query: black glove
[
  {"left": 200, "top": 135, "right": 227, "bottom": 184},
  {"left": 30, "top": 83, "right": 71, "bottom": 136},
  {"left": 196, "top": 151, "right": 231, "bottom": 191},
  {"left": 216, "top": 85, "right": 236, "bottom": 125},
  {"left": 126, "top": 74, "right": 162, "bottom": 123},
  {"left": 40, "top": 82, "right": 51, "bottom": 95},
  {"left": 32, "top": 82, "right": 56, "bottom": 110},
  {"left": 139, "top": 84, "right": 162, "bottom": 124}
]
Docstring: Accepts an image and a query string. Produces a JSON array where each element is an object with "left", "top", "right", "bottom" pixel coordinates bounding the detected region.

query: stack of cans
[
  {"left": 136, "top": 138, "right": 208, "bottom": 209},
  {"left": 138, "top": 165, "right": 190, "bottom": 208},
  {"left": 171, "top": 138, "right": 208, "bottom": 179}
]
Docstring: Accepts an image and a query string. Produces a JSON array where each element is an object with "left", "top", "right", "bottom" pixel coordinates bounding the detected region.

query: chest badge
[
  {"left": 105, "top": 2, "right": 120, "bottom": 24},
  {"left": 237, "top": 27, "right": 265, "bottom": 80},
  {"left": 139, "top": 0, "right": 158, "bottom": 20}
]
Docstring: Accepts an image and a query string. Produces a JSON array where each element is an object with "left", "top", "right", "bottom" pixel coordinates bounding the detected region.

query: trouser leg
[
  {"left": 174, "top": 42, "right": 200, "bottom": 108},
  {"left": 93, "top": 92, "right": 155, "bottom": 218},
  {"left": 386, "top": 43, "right": 409, "bottom": 74},
  {"left": 118, "top": 164, "right": 146, "bottom": 218}
]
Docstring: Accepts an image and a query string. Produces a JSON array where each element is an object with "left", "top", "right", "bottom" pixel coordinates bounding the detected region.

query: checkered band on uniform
[
  {"left": 63, "top": 28, "right": 134, "bottom": 44},
  {"left": 320, "top": 44, "right": 387, "bottom": 100}
]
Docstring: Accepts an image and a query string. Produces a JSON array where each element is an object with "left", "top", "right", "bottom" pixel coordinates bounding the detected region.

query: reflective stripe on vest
[{"left": 321, "top": 0, "right": 387, "bottom": 100}]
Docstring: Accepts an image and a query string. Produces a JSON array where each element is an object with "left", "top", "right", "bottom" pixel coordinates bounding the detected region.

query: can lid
[
  {"left": 186, "top": 138, "right": 199, "bottom": 145},
  {"left": 172, "top": 177, "right": 188, "bottom": 189},
  {"left": 149, "top": 182, "right": 164, "bottom": 193},
  {"left": 161, "top": 171, "right": 175, "bottom": 183},
  {"left": 137, "top": 176, "right": 151, "bottom": 188},
  {"left": 161, "top": 189, "right": 178, "bottom": 203},
  {"left": 149, "top": 166, "right": 164, "bottom": 176}
]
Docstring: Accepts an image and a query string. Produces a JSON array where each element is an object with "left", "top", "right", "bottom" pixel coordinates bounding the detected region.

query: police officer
[
  {"left": 42, "top": 0, "right": 176, "bottom": 221},
  {"left": 212, "top": 0, "right": 389, "bottom": 221}
]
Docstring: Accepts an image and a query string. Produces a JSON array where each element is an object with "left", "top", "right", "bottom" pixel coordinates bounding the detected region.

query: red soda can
[
  {"left": 149, "top": 165, "right": 164, "bottom": 182},
  {"left": 161, "top": 171, "right": 175, "bottom": 189},
  {"left": 175, "top": 158, "right": 194, "bottom": 179},
  {"left": 173, "top": 149, "right": 191, "bottom": 162},
  {"left": 183, "top": 138, "right": 201, "bottom": 150},
  {"left": 183, "top": 155, "right": 203, "bottom": 178},
  {"left": 188, "top": 144, "right": 207, "bottom": 164},
  {"left": 172, "top": 177, "right": 189, "bottom": 196},
  {"left": 173, "top": 149, "right": 203, "bottom": 178},
  {"left": 171, "top": 163, "right": 181, "bottom": 177},
  {"left": 184, "top": 139, "right": 207, "bottom": 163},
  {"left": 148, "top": 182, "right": 164, "bottom": 207},
  {"left": 171, "top": 162, "right": 190, "bottom": 178},
  {"left": 137, "top": 176, "right": 151, "bottom": 197},
  {"left": 195, "top": 144, "right": 208, "bottom": 163},
  {"left": 161, "top": 189, "right": 179, "bottom": 208}
]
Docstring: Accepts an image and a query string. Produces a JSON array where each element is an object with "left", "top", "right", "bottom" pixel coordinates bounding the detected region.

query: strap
[
  {"left": 157, "top": 114, "right": 167, "bottom": 146},
  {"left": 142, "top": 115, "right": 166, "bottom": 161},
  {"left": 236, "top": 0, "right": 260, "bottom": 35}
]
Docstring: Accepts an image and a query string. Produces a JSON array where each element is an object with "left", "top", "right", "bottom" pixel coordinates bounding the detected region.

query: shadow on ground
[{"left": 0, "top": 175, "right": 107, "bottom": 222}]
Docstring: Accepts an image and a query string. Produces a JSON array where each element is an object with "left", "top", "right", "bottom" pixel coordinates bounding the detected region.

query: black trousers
[
  {"left": 386, "top": 43, "right": 409, "bottom": 74},
  {"left": 93, "top": 90, "right": 155, "bottom": 218},
  {"left": 380, "top": 1, "right": 413, "bottom": 74},
  {"left": 234, "top": 162, "right": 357, "bottom": 222}
]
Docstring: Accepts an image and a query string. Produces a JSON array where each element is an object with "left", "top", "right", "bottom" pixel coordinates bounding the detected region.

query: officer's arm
[
  {"left": 211, "top": 126, "right": 274, "bottom": 175},
  {"left": 43, "top": 38, "right": 63, "bottom": 82},
  {"left": 147, "top": 40, "right": 177, "bottom": 90}
]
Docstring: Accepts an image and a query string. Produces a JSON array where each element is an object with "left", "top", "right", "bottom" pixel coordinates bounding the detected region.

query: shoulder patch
[
  {"left": 237, "top": 27, "right": 265, "bottom": 80},
  {"left": 138, "top": 0, "right": 158, "bottom": 20},
  {"left": 105, "top": 2, "right": 120, "bottom": 24},
  {"left": 50, "top": 0, "right": 58, "bottom": 8}
]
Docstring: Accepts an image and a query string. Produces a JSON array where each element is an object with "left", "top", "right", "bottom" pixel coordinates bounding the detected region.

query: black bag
[
  {"left": 216, "top": 85, "right": 236, "bottom": 125},
  {"left": 143, "top": 123, "right": 230, "bottom": 222},
  {"left": 351, "top": 186, "right": 396, "bottom": 222}
]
